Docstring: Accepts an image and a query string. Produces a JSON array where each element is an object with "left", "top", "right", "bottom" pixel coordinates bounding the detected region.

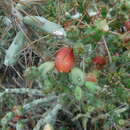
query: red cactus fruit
[
  {"left": 125, "top": 21, "right": 130, "bottom": 31},
  {"left": 55, "top": 47, "right": 75, "bottom": 73},
  {"left": 93, "top": 56, "right": 106, "bottom": 65}
]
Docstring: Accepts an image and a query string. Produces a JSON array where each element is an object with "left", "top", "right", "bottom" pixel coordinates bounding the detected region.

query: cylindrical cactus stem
[
  {"left": 5, "top": 88, "right": 45, "bottom": 96},
  {"left": 38, "top": 61, "right": 55, "bottom": 76},
  {"left": 23, "top": 95, "right": 58, "bottom": 112},
  {"left": 4, "top": 31, "right": 26, "bottom": 66},
  {"left": 33, "top": 104, "right": 62, "bottom": 130},
  {"left": 23, "top": 16, "right": 66, "bottom": 37},
  {"left": 0, "top": 16, "right": 12, "bottom": 26},
  {"left": 1, "top": 112, "right": 15, "bottom": 127},
  {"left": 16, "top": 121, "right": 25, "bottom": 130}
]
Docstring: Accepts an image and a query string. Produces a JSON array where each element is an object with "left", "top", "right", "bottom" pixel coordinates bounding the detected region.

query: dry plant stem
[
  {"left": 11, "top": 1, "right": 25, "bottom": 30},
  {"left": 0, "top": 26, "right": 12, "bottom": 41},
  {"left": 108, "top": 31, "right": 122, "bottom": 36},
  {"left": 33, "top": 104, "right": 62, "bottom": 130},
  {"left": 11, "top": 66, "right": 24, "bottom": 80},
  {"left": 91, "top": 114, "right": 108, "bottom": 123},
  {"left": 72, "top": 114, "right": 90, "bottom": 122},
  {"left": 17, "top": 0, "right": 43, "bottom": 5},
  {"left": 102, "top": 36, "right": 112, "bottom": 63},
  {"left": 21, "top": 35, "right": 49, "bottom": 51},
  {"left": 16, "top": 0, "right": 42, "bottom": 10},
  {"left": 19, "top": 0, "right": 44, "bottom": 2},
  {"left": 11, "top": 4, "right": 30, "bottom": 41},
  {"left": 0, "top": 0, "right": 12, "bottom": 14}
]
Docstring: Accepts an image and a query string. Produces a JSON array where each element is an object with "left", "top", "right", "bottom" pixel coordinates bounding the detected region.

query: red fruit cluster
[
  {"left": 93, "top": 56, "right": 106, "bottom": 65},
  {"left": 93, "top": 56, "right": 107, "bottom": 69},
  {"left": 55, "top": 47, "right": 75, "bottom": 73},
  {"left": 125, "top": 21, "right": 130, "bottom": 31},
  {"left": 12, "top": 115, "right": 25, "bottom": 123},
  {"left": 86, "top": 73, "right": 98, "bottom": 82}
]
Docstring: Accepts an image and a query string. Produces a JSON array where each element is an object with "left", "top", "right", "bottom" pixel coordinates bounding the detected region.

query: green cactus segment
[
  {"left": 69, "top": 67, "right": 85, "bottom": 86},
  {"left": 23, "top": 96, "right": 58, "bottom": 112},
  {"left": 23, "top": 16, "right": 66, "bottom": 37},
  {"left": 43, "top": 124, "right": 54, "bottom": 130},
  {"left": 0, "top": 16, "right": 12, "bottom": 26},
  {"left": 4, "top": 31, "right": 26, "bottom": 66},
  {"left": 16, "top": 121, "right": 25, "bottom": 130},
  {"left": 38, "top": 61, "right": 55, "bottom": 76},
  {"left": 1, "top": 112, "right": 15, "bottom": 127},
  {"left": 74, "top": 86, "right": 83, "bottom": 101},
  {"left": 24, "top": 61, "right": 54, "bottom": 82},
  {"left": 33, "top": 104, "right": 62, "bottom": 130},
  {"left": 5, "top": 88, "right": 44, "bottom": 96}
]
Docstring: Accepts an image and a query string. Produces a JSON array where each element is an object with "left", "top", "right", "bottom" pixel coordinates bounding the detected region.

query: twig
[{"left": 102, "top": 36, "right": 112, "bottom": 63}]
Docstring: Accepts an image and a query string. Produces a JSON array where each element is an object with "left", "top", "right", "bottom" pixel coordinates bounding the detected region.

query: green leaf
[
  {"left": 69, "top": 67, "right": 85, "bottom": 86},
  {"left": 85, "top": 81, "right": 101, "bottom": 93},
  {"left": 38, "top": 61, "right": 55, "bottom": 76},
  {"left": 101, "top": 7, "right": 108, "bottom": 18},
  {"left": 74, "top": 86, "right": 82, "bottom": 101},
  {"left": 82, "top": 26, "right": 103, "bottom": 44}
]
